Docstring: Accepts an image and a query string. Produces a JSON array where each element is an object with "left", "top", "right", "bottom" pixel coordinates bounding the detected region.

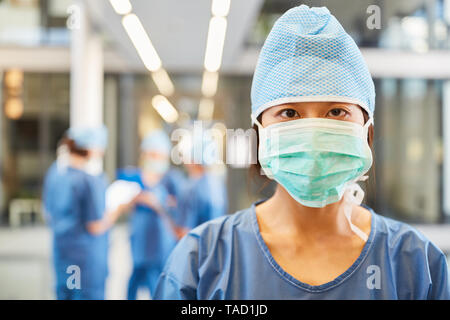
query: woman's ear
[{"left": 368, "top": 124, "right": 374, "bottom": 148}]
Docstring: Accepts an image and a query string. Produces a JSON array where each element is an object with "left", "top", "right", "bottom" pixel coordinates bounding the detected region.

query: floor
[{"left": 0, "top": 223, "right": 151, "bottom": 300}]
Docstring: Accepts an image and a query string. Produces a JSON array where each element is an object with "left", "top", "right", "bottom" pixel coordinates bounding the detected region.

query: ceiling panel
[{"left": 87, "top": 0, "right": 263, "bottom": 73}]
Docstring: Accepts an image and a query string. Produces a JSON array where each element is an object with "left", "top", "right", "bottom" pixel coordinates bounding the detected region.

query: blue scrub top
[
  {"left": 161, "top": 168, "right": 187, "bottom": 200},
  {"left": 160, "top": 168, "right": 188, "bottom": 226},
  {"left": 154, "top": 202, "right": 450, "bottom": 300},
  {"left": 43, "top": 162, "right": 109, "bottom": 288},
  {"left": 118, "top": 168, "right": 176, "bottom": 267},
  {"left": 179, "top": 173, "right": 227, "bottom": 230}
]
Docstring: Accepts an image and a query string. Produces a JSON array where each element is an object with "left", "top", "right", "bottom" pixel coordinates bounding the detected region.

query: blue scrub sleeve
[
  {"left": 154, "top": 234, "right": 200, "bottom": 300},
  {"left": 155, "top": 273, "right": 197, "bottom": 300},
  {"left": 427, "top": 242, "right": 450, "bottom": 299},
  {"left": 79, "top": 176, "right": 103, "bottom": 224}
]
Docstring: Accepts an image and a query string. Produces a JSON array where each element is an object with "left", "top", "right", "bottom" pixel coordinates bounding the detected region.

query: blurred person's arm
[
  {"left": 87, "top": 197, "right": 137, "bottom": 235},
  {"left": 136, "top": 191, "right": 188, "bottom": 240},
  {"left": 135, "top": 191, "right": 161, "bottom": 211},
  {"left": 81, "top": 176, "right": 138, "bottom": 235},
  {"left": 166, "top": 194, "right": 177, "bottom": 208},
  {"left": 173, "top": 225, "right": 189, "bottom": 240}
]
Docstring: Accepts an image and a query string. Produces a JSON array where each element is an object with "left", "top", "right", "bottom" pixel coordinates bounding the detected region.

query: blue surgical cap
[
  {"left": 251, "top": 5, "right": 375, "bottom": 121},
  {"left": 67, "top": 125, "right": 108, "bottom": 150},
  {"left": 141, "top": 129, "right": 171, "bottom": 154}
]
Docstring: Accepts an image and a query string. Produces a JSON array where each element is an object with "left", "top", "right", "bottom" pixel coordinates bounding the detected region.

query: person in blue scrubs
[
  {"left": 160, "top": 167, "right": 188, "bottom": 227},
  {"left": 43, "top": 126, "right": 134, "bottom": 300},
  {"left": 176, "top": 130, "right": 227, "bottom": 231},
  {"left": 154, "top": 5, "right": 450, "bottom": 300},
  {"left": 179, "top": 164, "right": 227, "bottom": 230},
  {"left": 123, "top": 130, "right": 182, "bottom": 299}
]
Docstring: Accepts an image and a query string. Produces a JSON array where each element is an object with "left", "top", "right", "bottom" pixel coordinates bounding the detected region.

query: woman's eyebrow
[
  {"left": 329, "top": 102, "right": 350, "bottom": 106},
  {"left": 328, "top": 103, "right": 356, "bottom": 109}
]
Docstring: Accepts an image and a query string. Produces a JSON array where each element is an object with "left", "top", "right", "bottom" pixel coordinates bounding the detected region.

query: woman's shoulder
[
  {"left": 374, "top": 211, "right": 426, "bottom": 239},
  {"left": 372, "top": 210, "right": 445, "bottom": 257},
  {"left": 160, "top": 207, "right": 254, "bottom": 285},
  {"left": 371, "top": 209, "right": 450, "bottom": 299}
]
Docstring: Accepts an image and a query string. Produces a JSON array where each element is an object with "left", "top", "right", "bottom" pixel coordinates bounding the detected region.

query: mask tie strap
[
  {"left": 251, "top": 113, "right": 276, "bottom": 178},
  {"left": 251, "top": 113, "right": 264, "bottom": 130},
  {"left": 344, "top": 115, "right": 372, "bottom": 241},
  {"left": 363, "top": 117, "right": 373, "bottom": 137},
  {"left": 343, "top": 176, "right": 369, "bottom": 242}
]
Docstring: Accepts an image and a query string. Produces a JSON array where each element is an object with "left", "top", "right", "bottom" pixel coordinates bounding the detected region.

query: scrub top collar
[{"left": 251, "top": 199, "right": 377, "bottom": 293}]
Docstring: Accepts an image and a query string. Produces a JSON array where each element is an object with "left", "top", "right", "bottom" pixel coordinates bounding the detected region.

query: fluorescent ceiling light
[
  {"left": 109, "top": 0, "right": 132, "bottom": 15},
  {"left": 152, "top": 95, "right": 179, "bottom": 123},
  {"left": 212, "top": 0, "right": 231, "bottom": 17},
  {"left": 201, "top": 71, "right": 219, "bottom": 97},
  {"left": 198, "top": 98, "right": 215, "bottom": 120},
  {"left": 204, "top": 16, "right": 227, "bottom": 72},
  {"left": 151, "top": 68, "right": 175, "bottom": 96},
  {"left": 122, "top": 14, "right": 162, "bottom": 71}
]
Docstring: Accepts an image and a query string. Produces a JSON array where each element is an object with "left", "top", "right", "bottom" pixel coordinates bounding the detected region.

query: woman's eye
[
  {"left": 280, "top": 109, "right": 299, "bottom": 118},
  {"left": 327, "top": 108, "right": 348, "bottom": 118}
]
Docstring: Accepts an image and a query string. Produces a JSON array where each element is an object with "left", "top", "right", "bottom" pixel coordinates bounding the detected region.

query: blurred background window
[{"left": 248, "top": 0, "right": 450, "bottom": 50}]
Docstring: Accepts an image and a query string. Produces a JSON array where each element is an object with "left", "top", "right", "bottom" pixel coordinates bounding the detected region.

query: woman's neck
[
  {"left": 187, "top": 164, "right": 206, "bottom": 179},
  {"left": 69, "top": 154, "right": 87, "bottom": 170},
  {"left": 256, "top": 185, "right": 355, "bottom": 239}
]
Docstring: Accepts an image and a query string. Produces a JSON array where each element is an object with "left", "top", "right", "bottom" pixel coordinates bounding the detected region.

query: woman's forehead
[{"left": 271, "top": 101, "right": 360, "bottom": 109}]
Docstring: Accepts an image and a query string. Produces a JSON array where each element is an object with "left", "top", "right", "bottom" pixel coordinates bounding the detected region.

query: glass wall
[
  {"left": 0, "top": 72, "right": 173, "bottom": 225},
  {"left": 0, "top": 72, "right": 70, "bottom": 224},
  {"left": 370, "top": 79, "right": 444, "bottom": 223},
  {"left": 0, "top": 0, "right": 72, "bottom": 46},
  {"left": 248, "top": 0, "right": 450, "bottom": 50}
]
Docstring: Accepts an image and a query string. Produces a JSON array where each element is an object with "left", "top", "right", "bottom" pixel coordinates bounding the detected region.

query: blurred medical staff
[
  {"left": 160, "top": 167, "right": 188, "bottom": 226},
  {"left": 43, "top": 126, "right": 133, "bottom": 300},
  {"left": 178, "top": 132, "right": 227, "bottom": 230},
  {"left": 120, "top": 130, "right": 181, "bottom": 299}
]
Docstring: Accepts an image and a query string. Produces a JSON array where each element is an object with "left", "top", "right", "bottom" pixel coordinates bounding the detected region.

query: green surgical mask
[
  {"left": 143, "top": 158, "right": 170, "bottom": 175},
  {"left": 254, "top": 117, "right": 373, "bottom": 208}
]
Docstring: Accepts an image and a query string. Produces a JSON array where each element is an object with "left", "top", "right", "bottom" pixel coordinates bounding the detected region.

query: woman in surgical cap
[
  {"left": 154, "top": 5, "right": 450, "bottom": 300},
  {"left": 118, "top": 129, "right": 184, "bottom": 299},
  {"left": 43, "top": 126, "right": 135, "bottom": 300}
]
